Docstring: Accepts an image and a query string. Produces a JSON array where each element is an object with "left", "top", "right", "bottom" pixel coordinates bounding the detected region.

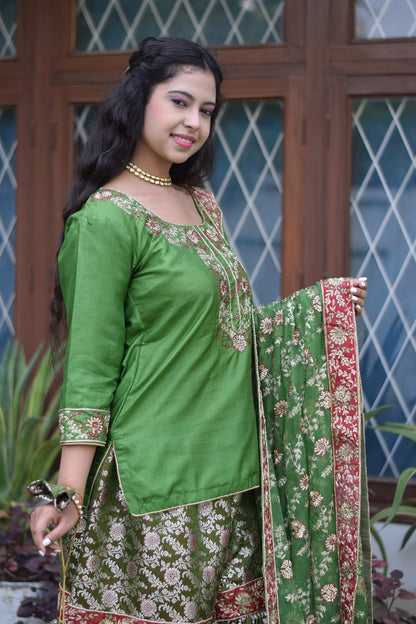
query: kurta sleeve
[{"left": 58, "top": 199, "right": 136, "bottom": 446}]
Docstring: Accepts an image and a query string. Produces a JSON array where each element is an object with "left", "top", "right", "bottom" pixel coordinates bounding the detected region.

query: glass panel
[
  {"left": 0, "top": 108, "right": 16, "bottom": 354},
  {"left": 75, "top": 0, "right": 284, "bottom": 51},
  {"left": 354, "top": 0, "right": 416, "bottom": 39},
  {"left": 210, "top": 101, "right": 283, "bottom": 304},
  {"left": 0, "top": 0, "right": 16, "bottom": 57},
  {"left": 351, "top": 98, "right": 416, "bottom": 477},
  {"left": 74, "top": 100, "right": 283, "bottom": 304}
]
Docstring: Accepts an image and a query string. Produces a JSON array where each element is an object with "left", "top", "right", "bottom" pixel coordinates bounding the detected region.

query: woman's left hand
[{"left": 351, "top": 277, "right": 368, "bottom": 316}]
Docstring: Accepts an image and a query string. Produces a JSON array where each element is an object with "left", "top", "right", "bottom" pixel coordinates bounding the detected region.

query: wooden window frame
[{"left": 1, "top": 0, "right": 415, "bottom": 511}]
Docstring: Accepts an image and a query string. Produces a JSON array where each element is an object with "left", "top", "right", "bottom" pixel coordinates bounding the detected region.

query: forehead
[{"left": 155, "top": 67, "right": 217, "bottom": 101}]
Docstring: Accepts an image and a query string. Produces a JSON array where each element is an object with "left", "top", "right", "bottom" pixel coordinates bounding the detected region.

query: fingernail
[
  {"left": 357, "top": 276, "right": 367, "bottom": 281},
  {"left": 38, "top": 550, "right": 45, "bottom": 557},
  {"left": 42, "top": 537, "right": 51, "bottom": 547},
  {"left": 355, "top": 304, "right": 362, "bottom": 311},
  {"left": 352, "top": 295, "right": 359, "bottom": 302},
  {"left": 351, "top": 286, "right": 358, "bottom": 293}
]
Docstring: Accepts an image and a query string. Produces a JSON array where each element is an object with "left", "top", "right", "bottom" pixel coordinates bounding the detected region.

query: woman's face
[{"left": 134, "top": 66, "right": 217, "bottom": 172}]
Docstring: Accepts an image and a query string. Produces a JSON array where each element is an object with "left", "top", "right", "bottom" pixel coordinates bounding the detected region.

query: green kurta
[{"left": 58, "top": 187, "right": 260, "bottom": 516}]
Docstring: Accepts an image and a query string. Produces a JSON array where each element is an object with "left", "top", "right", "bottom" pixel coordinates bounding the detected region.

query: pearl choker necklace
[{"left": 125, "top": 162, "right": 172, "bottom": 186}]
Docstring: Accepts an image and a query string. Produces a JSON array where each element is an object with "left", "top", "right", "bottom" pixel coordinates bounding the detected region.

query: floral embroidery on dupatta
[
  {"left": 91, "top": 189, "right": 251, "bottom": 352},
  {"left": 253, "top": 279, "right": 370, "bottom": 624}
]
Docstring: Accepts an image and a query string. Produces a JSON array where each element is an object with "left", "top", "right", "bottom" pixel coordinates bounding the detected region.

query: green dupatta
[{"left": 253, "top": 278, "right": 373, "bottom": 624}]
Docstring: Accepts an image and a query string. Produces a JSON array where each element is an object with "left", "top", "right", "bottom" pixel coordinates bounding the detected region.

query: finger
[
  {"left": 352, "top": 277, "right": 368, "bottom": 290},
  {"left": 351, "top": 278, "right": 367, "bottom": 318},
  {"left": 30, "top": 506, "right": 60, "bottom": 552},
  {"left": 355, "top": 286, "right": 367, "bottom": 299},
  {"left": 41, "top": 520, "right": 69, "bottom": 547},
  {"left": 30, "top": 505, "right": 75, "bottom": 555},
  {"left": 352, "top": 291, "right": 366, "bottom": 305},
  {"left": 351, "top": 278, "right": 368, "bottom": 309},
  {"left": 41, "top": 507, "right": 80, "bottom": 548},
  {"left": 35, "top": 526, "right": 61, "bottom": 556},
  {"left": 41, "top": 536, "right": 61, "bottom": 555}
]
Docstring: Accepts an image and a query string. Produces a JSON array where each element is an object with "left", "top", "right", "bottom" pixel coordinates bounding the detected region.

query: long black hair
[{"left": 50, "top": 36, "right": 223, "bottom": 344}]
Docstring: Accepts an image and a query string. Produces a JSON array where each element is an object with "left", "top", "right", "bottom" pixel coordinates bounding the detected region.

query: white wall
[{"left": 372, "top": 522, "right": 416, "bottom": 614}]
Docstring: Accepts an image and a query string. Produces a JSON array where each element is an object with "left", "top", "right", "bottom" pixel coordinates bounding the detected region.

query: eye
[
  {"left": 171, "top": 97, "right": 187, "bottom": 107},
  {"left": 201, "top": 108, "right": 214, "bottom": 118}
]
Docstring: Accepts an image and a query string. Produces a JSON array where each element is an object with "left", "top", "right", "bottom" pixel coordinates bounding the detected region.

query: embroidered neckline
[
  {"left": 101, "top": 187, "right": 205, "bottom": 228},
  {"left": 91, "top": 188, "right": 252, "bottom": 352}
]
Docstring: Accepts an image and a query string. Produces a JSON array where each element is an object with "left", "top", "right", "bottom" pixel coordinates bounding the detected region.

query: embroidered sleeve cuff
[{"left": 59, "top": 408, "right": 110, "bottom": 446}]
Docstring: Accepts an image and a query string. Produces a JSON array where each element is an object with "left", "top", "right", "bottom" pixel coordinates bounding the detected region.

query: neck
[{"left": 125, "top": 162, "right": 172, "bottom": 187}]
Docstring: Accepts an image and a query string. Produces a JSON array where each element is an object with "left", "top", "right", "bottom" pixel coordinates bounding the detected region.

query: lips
[{"left": 171, "top": 134, "right": 196, "bottom": 148}]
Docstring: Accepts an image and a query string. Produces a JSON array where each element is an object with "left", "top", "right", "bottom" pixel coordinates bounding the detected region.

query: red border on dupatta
[{"left": 322, "top": 279, "right": 362, "bottom": 624}]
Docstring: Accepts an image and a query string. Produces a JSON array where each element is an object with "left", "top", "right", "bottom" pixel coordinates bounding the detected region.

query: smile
[{"left": 171, "top": 134, "right": 196, "bottom": 148}]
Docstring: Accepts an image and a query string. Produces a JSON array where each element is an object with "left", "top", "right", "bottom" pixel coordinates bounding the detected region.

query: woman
[{"left": 29, "top": 37, "right": 369, "bottom": 624}]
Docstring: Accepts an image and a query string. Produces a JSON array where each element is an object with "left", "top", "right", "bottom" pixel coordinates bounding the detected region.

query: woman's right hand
[
  {"left": 30, "top": 501, "right": 80, "bottom": 555},
  {"left": 30, "top": 444, "right": 96, "bottom": 554}
]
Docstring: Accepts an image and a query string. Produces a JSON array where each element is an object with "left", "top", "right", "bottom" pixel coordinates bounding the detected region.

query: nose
[{"left": 184, "top": 106, "right": 200, "bottom": 130}]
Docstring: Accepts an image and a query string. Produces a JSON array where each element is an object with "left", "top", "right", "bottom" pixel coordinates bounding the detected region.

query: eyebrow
[{"left": 167, "top": 89, "right": 216, "bottom": 107}]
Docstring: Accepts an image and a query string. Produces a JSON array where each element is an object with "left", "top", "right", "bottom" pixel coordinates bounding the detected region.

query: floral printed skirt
[{"left": 58, "top": 446, "right": 266, "bottom": 624}]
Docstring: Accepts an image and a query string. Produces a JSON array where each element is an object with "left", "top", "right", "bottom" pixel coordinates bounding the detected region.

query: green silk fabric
[
  {"left": 253, "top": 279, "right": 372, "bottom": 624},
  {"left": 58, "top": 188, "right": 259, "bottom": 515}
]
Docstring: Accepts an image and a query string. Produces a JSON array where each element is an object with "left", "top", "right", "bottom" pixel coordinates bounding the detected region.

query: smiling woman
[
  {"left": 133, "top": 68, "right": 216, "bottom": 170},
  {"left": 108, "top": 66, "right": 218, "bottom": 225},
  {"left": 28, "top": 36, "right": 266, "bottom": 624},
  {"left": 27, "top": 34, "right": 370, "bottom": 624}
]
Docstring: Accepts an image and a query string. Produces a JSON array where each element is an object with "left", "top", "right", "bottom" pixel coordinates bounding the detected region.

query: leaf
[
  {"left": 17, "top": 603, "right": 36, "bottom": 618},
  {"left": 0, "top": 406, "right": 9, "bottom": 498},
  {"left": 364, "top": 404, "right": 393, "bottom": 422},
  {"left": 371, "top": 525, "right": 389, "bottom": 565},
  {"left": 27, "top": 439, "right": 61, "bottom": 485},
  {"left": 371, "top": 505, "right": 416, "bottom": 526},
  {"left": 382, "top": 615, "right": 403, "bottom": 624},
  {"left": 382, "top": 468, "right": 416, "bottom": 528},
  {"left": 400, "top": 522, "right": 416, "bottom": 550},
  {"left": 398, "top": 589, "right": 416, "bottom": 600},
  {"left": 0, "top": 340, "right": 62, "bottom": 507},
  {"left": 371, "top": 422, "right": 416, "bottom": 444},
  {"left": 372, "top": 555, "right": 388, "bottom": 570}
]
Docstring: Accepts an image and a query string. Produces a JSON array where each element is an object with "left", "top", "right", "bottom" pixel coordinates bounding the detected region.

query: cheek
[
  {"left": 144, "top": 99, "right": 168, "bottom": 126},
  {"left": 200, "top": 119, "right": 212, "bottom": 143}
]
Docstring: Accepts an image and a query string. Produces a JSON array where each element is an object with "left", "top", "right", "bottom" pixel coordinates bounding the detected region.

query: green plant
[
  {"left": 365, "top": 407, "right": 416, "bottom": 562},
  {"left": 0, "top": 341, "right": 62, "bottom": 508}
]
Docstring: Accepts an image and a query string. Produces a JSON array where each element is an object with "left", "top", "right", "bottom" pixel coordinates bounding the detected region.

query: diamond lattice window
[
  {"left": 354, "top": 0, "right": 416, "bottom": 39},
  {"left": 75, "top": 0, "right": 284, "bottom": 51},
  {"left": 74, "top": 100, "right": 283, "bottom": 304},
  {"left": 0, "top": 0, "right": 16, "bottom": 57},
  {"left": 210, "top": 102, "right": 283, "bottom": 304},
  {"left": 351, "top": 98, "right": 416, "bottom": 476},
  {"left": 0, "top": 108, "right": 16, "bottom": 354}
]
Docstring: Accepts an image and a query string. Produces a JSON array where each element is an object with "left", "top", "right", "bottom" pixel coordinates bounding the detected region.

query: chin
[{"left": 171, "top": 152, "right": 196, "bottom": 164}]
